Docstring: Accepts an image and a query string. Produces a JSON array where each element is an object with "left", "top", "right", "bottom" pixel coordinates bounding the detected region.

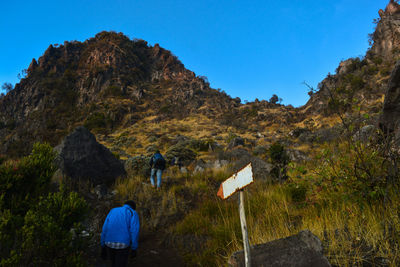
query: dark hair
[
  {"left": 124, "top": 200, "right": 136, "bottom": 210},
  {"left": 155, "top": 150, "right": 160, "bottom": 153}
]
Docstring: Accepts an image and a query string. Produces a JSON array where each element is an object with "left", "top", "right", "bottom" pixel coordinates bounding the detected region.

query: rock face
[
  {"left": 372, "top": 1, "right": 400, "bottom": 59},
  {"left": 54, "top": 126, "right": 126, "bottom": 185},
  {"left": 0, "top": 31, "right": 237, "bottom": 156},
  {"left": 229, "top": 230, "right": 331, "bottom": 267},
  {"left": 380, "top": 60, "right": 400, "bottom": 142}
]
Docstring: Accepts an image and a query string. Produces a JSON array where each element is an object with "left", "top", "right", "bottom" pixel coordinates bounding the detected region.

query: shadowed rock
[
  {"left": 380, "top": 60, "right": 400, "bottom": 144},
  {"left": 54, "top": 126, "right": 126, "bottom": 185},
  {"left": 229, "top": 230, "right": 331, "bottom": 267},
  {"left": 227, "top": 149, "right": 273, "bottom": 181}
]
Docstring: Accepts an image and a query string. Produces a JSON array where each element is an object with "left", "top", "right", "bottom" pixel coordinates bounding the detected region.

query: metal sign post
[
  {"left": 217, "top": 163, "right": 253, "bottom": 267},
  {"left": 239, "top": 190, "right": 251, "bottom": 267}
]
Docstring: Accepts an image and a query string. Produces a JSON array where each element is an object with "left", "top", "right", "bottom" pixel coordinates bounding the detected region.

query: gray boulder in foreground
[
  {"left": 54, "top": 126, "right": 126, "bottom": 185},
  {"left": 229, "top": 230, "right": 331, "bottom": 267}
]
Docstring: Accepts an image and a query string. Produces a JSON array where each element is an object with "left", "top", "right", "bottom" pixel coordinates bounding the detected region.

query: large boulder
[
  {"left": 380, "top": 60, "right": 400, "bottom": 144},
  {"left": 54, "top": 126, "right": 126, "bottom": 185},
  {"left": 226, "top": 149, "right": 272, "bottom": 181},
  {"left": 229, "top": 230, "right": 331, "bottom": 267}
]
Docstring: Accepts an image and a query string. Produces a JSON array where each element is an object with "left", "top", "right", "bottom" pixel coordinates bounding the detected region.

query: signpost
[{"left": 217, "top": 163, "right": 253, "bottom": 267}]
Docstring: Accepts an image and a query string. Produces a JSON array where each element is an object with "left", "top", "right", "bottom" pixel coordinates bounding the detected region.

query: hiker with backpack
[
  {"left": 100, "top": 200, "right": 140, "bottom": 267},
  {"left": 149, "top": 150, "right": 166, "bottom": 189}
]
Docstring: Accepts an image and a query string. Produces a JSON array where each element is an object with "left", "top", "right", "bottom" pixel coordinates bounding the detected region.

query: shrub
[
  {"left": 312, "top": 142, "right": 388, "bottom": 203},
  {"left": 18, "top": 189, "right": 88, "bottom": 266},
  {"left": 165, "top": 143, "right": 196, "bottom": 165},
  {"left": 187, "top": 139, "right": 210, "bottom": 152},
  {"left": 84, "top": 112, "right": 107, "bottom": 131},
  {"left": 286, "top": 183, "right": 308, "bottom": 203},
  {"left": 0, "top": 143, "right": 89, "bottom": 265},
  {"left": 268, "top": 142, "right": 290, "bottom": 182},
  {"left": 0, "top": 143, "right": 56, "bottom": 212},
  {"left": 372, "top": 57, "right": 383, "bottom": 65},
  {"left": 225, "top": 132, "right": 238, "bottom": 145},
  {"left": 124, "top": 155, "right": 151, "bottom": 177}
]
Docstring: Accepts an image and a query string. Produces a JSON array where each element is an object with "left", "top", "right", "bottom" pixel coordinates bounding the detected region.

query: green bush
[
  {"left": 165, "top": 143, "right": 196, "bottom": 165},
  {"left": 225, "top": 132, "right": 238, "bottom": 144},
  {"left": 124, "top": 155, "right": 151, "bottom": 177},
  {"left": 0, "top": 143, "right": 56, "bottom": 213},
  {"left": 84, "top": 112, "right": 107, "bottom": 131},
  {"left": 187, "top": 139, "right": 210, "bottom": 152},
  {"left": 0, "top": 143, "right": 89, "bottom": 266},
  {"left": 286, "top": 183, "right": 308, "bottom": 203},
  {"left": 19, "top": 189, "right": 88, "bottom": 266},
  {"left": 268, "top": 142, "right": 290, "bottom": 182}
]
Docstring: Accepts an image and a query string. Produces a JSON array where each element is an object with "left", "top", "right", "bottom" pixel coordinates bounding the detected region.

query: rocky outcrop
[
  {"left": 384, "top": 0, "right": 400, "bottom": 16},
  {"left": 229, "top": 230, "right": 331, "bottom": 267},
  {"left": 54, "top": 126, "right": 126, "bottom": 185},
  {"left": 372, "top": 1, "right": 400, "bottom": 59},
  {"left": 380, "top": 60, "right": 400, "bottom": 143},
  {"left": 0, "top": 31, "right": 237, "bottom": 156}
]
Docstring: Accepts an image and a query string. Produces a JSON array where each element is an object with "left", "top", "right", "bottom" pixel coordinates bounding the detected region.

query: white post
[{"left": 239, "top": 190, "right": 251, "bottom": 267}]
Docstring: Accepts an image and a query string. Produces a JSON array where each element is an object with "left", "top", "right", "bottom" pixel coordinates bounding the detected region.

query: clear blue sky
[{"left": 0, "top": 0, "right": 388, "bottom": 107}]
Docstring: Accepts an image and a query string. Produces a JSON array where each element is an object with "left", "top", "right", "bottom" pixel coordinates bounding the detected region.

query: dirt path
[
  {"left": 129, "top": 230, "right": 184, "bottom": 266},
  {"left": 92, "top": 230, "right": 184, "bottom": 267}
]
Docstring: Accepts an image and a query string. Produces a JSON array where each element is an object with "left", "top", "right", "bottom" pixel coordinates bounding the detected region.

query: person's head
[
  {"left": 124, "top": 200, "right": 136, "bottom": 210},
  {"left": 155, "top": 150, "right": 160, "bottom": 154}
]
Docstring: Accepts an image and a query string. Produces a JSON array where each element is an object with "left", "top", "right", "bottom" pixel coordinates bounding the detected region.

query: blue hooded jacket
[{"left": 100, "top": 204, "right": 140, "bottom": 250}]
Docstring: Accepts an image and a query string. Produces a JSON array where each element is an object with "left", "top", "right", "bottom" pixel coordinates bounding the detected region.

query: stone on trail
[{"left": 228, "top": 230, "right": 331, "bottom": 267}]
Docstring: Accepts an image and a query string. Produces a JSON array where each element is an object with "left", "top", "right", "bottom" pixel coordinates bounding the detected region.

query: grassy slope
[{"left": 113, "top": 165, "right": 400, "bottom": 266}]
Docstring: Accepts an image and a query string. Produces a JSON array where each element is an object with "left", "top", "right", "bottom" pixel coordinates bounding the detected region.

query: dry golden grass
[
  {"left": 172, "top": 178, "right": 400, "bottom": 266},
  {"left": 106, "top": 132, "right": 400, "bottom": 267}
]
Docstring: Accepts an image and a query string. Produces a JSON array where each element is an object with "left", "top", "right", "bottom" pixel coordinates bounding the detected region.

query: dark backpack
[{"left": 153, "top": 153, "right": 166, "bottom": 170}]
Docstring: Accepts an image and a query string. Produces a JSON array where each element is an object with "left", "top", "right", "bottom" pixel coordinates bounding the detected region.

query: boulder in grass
[
  {"left": 54, "top": 126, "right": 126, "bottom": 185},
  {"left": 229, "top": 230, "right": 331, "bottom": 267}
]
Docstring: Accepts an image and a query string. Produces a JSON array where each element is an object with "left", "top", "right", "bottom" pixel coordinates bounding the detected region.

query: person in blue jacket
[{"left": 100, "top": 200, "right": 140, "bottom": 267}]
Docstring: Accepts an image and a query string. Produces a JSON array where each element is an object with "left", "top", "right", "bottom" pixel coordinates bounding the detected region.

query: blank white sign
[{"left": 217, "top": 163, "right": 253, "bottom": 199}]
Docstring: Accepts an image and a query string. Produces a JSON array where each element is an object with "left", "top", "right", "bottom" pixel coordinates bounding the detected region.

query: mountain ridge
[{"left": 2, "top": 3, "right": 400, "bottom": 157}]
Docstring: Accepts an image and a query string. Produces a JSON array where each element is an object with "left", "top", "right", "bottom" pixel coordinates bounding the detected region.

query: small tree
[
  {"left": 198, "top": 76, "right": 210, "bottom": 86},
  {"left": 269, "top": 94, "right": 280, "bottom": 104},
  {"left": 302, "top": 81, "right": 316, "bottom": 96},
  {"left": 17, "top": 69, "right": 27, "bottom": 80},
  {"left": 268, "top": 142, "right": 290, "bottom": 182},
  {"left": 1, "top": 83, "right": 13, "bottom": 93}
]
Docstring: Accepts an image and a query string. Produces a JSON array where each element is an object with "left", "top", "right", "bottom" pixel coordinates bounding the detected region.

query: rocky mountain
[
  {"left": 2, "top": 0, "right": 400, "bottom": 158},
  {"left": 299, "top": 1, "right": 400, "bottom": 120},
  {"left": 0, "top": 32, "right": 238, "bottom": 156}
]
